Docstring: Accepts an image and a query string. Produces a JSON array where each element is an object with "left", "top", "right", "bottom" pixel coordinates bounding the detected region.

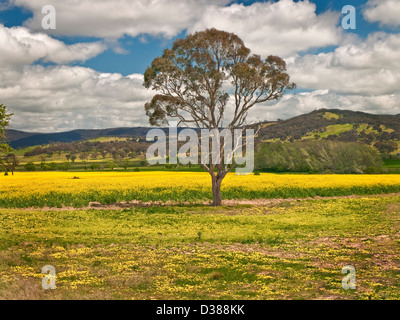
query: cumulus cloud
[
  {"left": 364, "top": 0, "right": 400, "bottom": 27},
  {"left": 3, "top": 63, "right": 400, "bottom": 132},
  {"left": 246, "top": 90, "right": 400, "bottom": 123},
  {"left": 189, "top": 0, "right": 342, "bottom": 57},
  {"left": 12, "top": 0, "right": 230, "bottom": 39},
  {"left": 288, "top": 32, "right": 400, "bottom": 95},
  {"left": 11, "top": 0, "right": 342, "bottom": 57},
  {"left": 1, "top": 65, "right": 153, "bottom": 132},
  {"left": 0, "top": 24, "right": 106, "bottom": 68}
]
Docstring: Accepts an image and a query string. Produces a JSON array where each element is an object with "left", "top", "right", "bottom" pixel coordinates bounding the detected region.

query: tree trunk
[{"left": 211, "top": 174, "right": 223, "bottom": 207}]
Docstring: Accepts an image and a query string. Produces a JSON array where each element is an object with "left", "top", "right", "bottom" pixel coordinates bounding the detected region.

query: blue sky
[{"left": 0, "top": 0, "right": 400, "bottom": 132}]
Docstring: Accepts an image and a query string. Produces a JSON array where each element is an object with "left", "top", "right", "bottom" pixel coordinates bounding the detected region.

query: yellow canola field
[{"left": 1, "top": 171, "right": 400, "bottom": 207}]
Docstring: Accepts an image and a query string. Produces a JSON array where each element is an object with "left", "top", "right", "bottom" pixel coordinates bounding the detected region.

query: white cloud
[
  {"left": 0, "top": 24, "right": 106, "bottom": 68},
  {"left": 12, "top": 0, "right": 230, "bottom": 39},
  {"left": 364, "top": 0, "right": 400, "bottom": 27},
  {"left": 189, "top": 0, "right": 342, "bottom": 57},
  {"left": 288, "top": 32, "right": 400, "bottom": 95},
  {"left": 11, "top": 0, "right": 342, "bottom": 58},
  {"left": 3, "top": 62, "right": 400, "bottom": 132},
  {"left": 1, "top": 65, "right": 153, "bottom": 132},
  {"left": 247, "top": 90, "right": 400, "bottom": 122}
]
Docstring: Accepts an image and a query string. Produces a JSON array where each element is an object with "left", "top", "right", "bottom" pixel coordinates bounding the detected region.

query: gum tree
[
  {"left": 143, "top": 29, "right": 295, "bottom": 206},
  {"left": 0, "top": 104, "right": 14, "bottom": 174}
]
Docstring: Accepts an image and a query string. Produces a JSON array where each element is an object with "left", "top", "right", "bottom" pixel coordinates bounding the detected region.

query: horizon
[{"left": 6, "top": 107, "right": 400, "bottom": 135}]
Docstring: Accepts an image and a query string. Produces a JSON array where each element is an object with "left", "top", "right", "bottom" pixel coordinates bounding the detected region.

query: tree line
[{"left": 255, "top": 140, "right": 383, "bottom": 174}]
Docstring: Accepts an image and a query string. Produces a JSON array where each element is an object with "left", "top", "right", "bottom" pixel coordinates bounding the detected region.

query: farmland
[
  {"left": 0, "top": 195, "right": 399, "bottom": 299},
  {"left": 2, "top": 172, "right": 400, "bottom": 208},
  {"left": 0, "top": 171, "right": 400, "bottom": 299}
]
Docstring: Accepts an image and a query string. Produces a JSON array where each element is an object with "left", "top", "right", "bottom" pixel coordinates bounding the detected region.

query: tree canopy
[
  {"left": 144, "top": 28, "right": 295, "bottom": 130},
  {"left": 0, "top": 104, "right": 12, "bottom": 154}
]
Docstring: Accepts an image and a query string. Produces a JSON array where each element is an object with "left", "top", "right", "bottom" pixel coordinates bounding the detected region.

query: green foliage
[
  {"left": 24, "top": 162, "right": 36, "bottom": 171},
  {"left": 255, "top": 140, "right": 383, "bottom": 174},
  {"left": 0, "top": 104, "right": 12, "bottom": 145},
  {"left": 118, "top": 159, "right": 131, "bottom": 170},
  {"left": 58, "top": 162, "right": 71, "bottom": 171},
  {"left": 40, "top": 163, "right": 51, "bottom": 171},
  {"left": 90, "top": 163, "right": 100, "bottom": 171},
  {"left": 107, "top": 161, "right": 118, "bottom": 170},
  {"left": 374, "top": 141, "right": 398, "bottom": 156},
  {"left": 0, "top": 105, "right": 13, "bottom": 162}
]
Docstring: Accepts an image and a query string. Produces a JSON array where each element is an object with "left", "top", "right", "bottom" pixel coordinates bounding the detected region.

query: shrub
[{"left": 24, "top": 162, "right": 36, "bottom": 171}]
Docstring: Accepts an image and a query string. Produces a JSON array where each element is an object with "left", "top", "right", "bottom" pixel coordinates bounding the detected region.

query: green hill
[{"left": 259, "top": 109, "right": 400, "bottom": 155}]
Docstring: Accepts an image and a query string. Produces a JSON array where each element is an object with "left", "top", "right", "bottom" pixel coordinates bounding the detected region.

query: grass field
[
  {"left": 0, "top": 171, "right": 399, "bottom": 300},
  {"left": 0, "top": 196, "right": 399, "bottom": 299}
]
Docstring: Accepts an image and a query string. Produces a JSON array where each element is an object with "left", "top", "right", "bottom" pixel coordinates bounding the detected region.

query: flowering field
[
  {"left": 2, "top": 172, "right": 400, "bottom": 207},
  {"left": 1, "top": 172, "right": 400, "bottom": 299},
  {"left": 0, "top": 196, "right": 399, "bottom": 299}
]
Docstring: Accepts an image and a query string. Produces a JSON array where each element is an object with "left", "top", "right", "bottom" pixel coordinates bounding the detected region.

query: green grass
[
  {"left": 302, "top": 124, "right": 355, "bottom": 140},
  {"left": 321, "top": 112, "right": 341, "bottom": 120},
  {"left": 0, "top": 196, "right": 399, "bottom": 299},
  {"left": 384, "top": 159, "right": 400, "bottom": 168}
]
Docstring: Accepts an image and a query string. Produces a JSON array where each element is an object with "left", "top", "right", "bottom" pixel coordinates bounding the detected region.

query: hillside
[
  {"left": 6, "top": 127, "right": 151, "bottom": 148},
  {"left": 5, "top": 109, "right": 400, "bottom": 155},
  {"left": 258, "top": 109, "right": 400, "bottom": 154}
]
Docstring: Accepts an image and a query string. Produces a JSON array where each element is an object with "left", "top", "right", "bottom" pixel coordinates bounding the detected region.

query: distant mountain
[
  {"left": 6, "top": 109, "right": 400, "bottom": 149},
  {"left": 6, "top": 127, "right": 152, "bottom": 149},
  {"left": 4, "top": 129, "right": 38, "bottom": 142}
]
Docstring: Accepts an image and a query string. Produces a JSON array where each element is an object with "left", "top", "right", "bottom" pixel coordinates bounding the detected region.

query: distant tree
[
  {"left": 2, "top": 153, "right": 19, "bottom": 175},
  {"left": 140, "top": 160, "right": 147, "bottom": 166},
  {"left": 144, "top": 28, "right": 295, "bottom": 206},
  {"left": 58, "top": 162, "right": 71, "bottom": 171},
  {"left": 90, "top": 163, "right": 100, "bottom": 171},
  {"left": 91, "top": 152, "right": 99, "bottom": 160},
  {"left": 128, "top": 152, "right": 136, "bottom": 159},
  {"left": 374, "top": 141, "right": 397, "bottom": 155},
  {"left": 100, "top": 150, "right": 108, "bottom": 159},
  {"left": 255, "top": 140, "right": 382, "bottom": 174},
  {"left": 40, "top": 155, "right": 47, "bottom": 163},
  {"left": 40, "top": 163, "right": 51, "bottom": 171},
  {"left": 24, "top": 162, "right": 36, "bottom": 172},
  {"left": 0, "top": 104, "right": 12, "bottom": 151},
  {"left": 107, "top": 161, "right": 118, "bottom": 170},
  {"left": 79, "top": 152, "right": 89, "bottom": 162},
  {"left": 0, "top": 104, "right": 13, "bottom": 173},
  {"left": 49, "top": 162, "right": 58, "bottom": 170},
  {"left": 118, "top": 159, "right": 131, "bottom": 170}
]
